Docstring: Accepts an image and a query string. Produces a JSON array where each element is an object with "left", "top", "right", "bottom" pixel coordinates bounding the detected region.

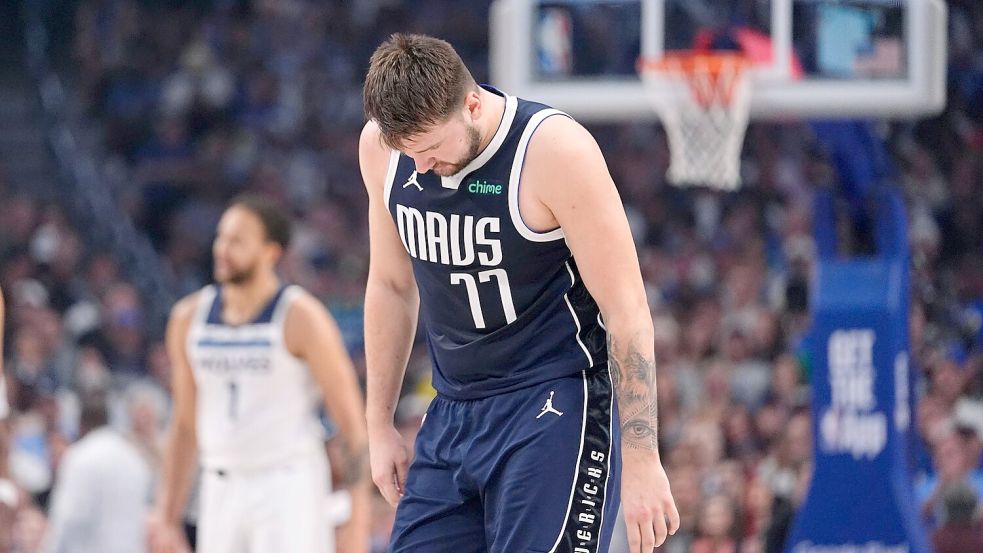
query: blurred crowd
[
  {"left": 1, "top": 1, "right": 983, "bottom": 552},
  {"left": 0, "top": 165, "right": 171, "bottom": 551}
]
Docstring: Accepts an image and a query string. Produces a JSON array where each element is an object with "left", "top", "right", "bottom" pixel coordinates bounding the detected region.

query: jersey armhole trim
[
  {"left": 508, "top": 109, "right": 568, "bottom": 243},
  {"left": 186, "top": 285, "right": 217, "bottom": 355},
  {"left": 382, "top": 149, "right": 401, "bottom": 208},
  {"left": 563, "top": 261, "right": 594, "bottom": 367},
  {"left": 272, "top": 285, "right": 300, "bottom": 329}
]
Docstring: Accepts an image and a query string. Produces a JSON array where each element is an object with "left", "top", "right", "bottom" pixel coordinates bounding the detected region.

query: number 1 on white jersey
[{"left": 228, "top": 380, "right": 239, "bottom": 420}]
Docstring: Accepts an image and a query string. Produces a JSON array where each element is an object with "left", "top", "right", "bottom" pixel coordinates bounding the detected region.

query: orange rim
[{"left": 638, "top": 52, "right": 748, "bottom": 107}]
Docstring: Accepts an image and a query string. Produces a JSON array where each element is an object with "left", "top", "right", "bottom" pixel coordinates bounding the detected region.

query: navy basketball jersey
[{"left": 384, "top": 86, "right": 607, "bottom": 399}]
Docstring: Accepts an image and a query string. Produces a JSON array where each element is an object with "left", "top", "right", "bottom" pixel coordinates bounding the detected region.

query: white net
[{"left": 641, "top": 54, "right": 751, "bottom": 191}]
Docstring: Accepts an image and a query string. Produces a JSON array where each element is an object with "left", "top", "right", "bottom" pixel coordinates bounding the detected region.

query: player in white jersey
[{"left": 148, "top": 196, "right": 370, "bottom": 553}]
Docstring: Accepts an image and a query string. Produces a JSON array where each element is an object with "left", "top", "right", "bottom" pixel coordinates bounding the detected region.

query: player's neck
[
  {"left": 476, "top": 87, "right": 506, "bottom": 153},
  {"left": 220, "top": 273, "right": 281, "bottom": 324}
]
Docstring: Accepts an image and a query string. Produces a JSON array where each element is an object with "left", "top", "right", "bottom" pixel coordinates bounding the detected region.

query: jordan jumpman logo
[
  {"left": 403, "top": 170, "right": 423, "bottom": 191},
  {"left": 536, "top": 391, "right": 563, "bottom": 419}
]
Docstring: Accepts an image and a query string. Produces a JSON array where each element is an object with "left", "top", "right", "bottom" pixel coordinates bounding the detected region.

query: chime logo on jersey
[
  {"left": 467, "top": 179, "right": 504, "bottom": 195},
  {"left": 395, "top": 204, "right": 503, "bottom": 267}
]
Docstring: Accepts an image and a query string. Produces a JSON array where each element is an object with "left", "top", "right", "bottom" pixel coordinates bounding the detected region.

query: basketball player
[
  {"left": 147, "top": 196, "right": 369, "bottom": 553},
  {"left": 360, "top": 34, "right": 679, "bottom": 553}
]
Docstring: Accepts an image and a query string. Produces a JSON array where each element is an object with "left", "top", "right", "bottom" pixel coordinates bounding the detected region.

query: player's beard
[
  {"left": 433, "top": 124, "right": 482, "bottom": 177},
  {"left": 216, "top": 260, "right": 259, "bottom": 286}
]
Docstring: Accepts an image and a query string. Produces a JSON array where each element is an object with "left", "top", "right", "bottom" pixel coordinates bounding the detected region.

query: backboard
[{"left": 490, "top": 0, "right": 947, "bottom": 121}]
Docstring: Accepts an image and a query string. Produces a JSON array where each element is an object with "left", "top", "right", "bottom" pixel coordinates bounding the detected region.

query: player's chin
[{"left": 433, "top": 163, "right": 462, "bottom": 177}]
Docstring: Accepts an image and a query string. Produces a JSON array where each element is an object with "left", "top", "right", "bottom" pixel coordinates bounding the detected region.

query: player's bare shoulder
[
  {"left": 165, "top": 291, "right": 205, "bottom": 371},
  {"left": 359, "top": 120, "right": 394, "bottom": 194},
  {"left": 283, "top": 287, "right": 337, "bottom": 355},
  {"left": 285, "top": 287, "right": 330, "bottom": 323},
  {"left": 526, "top": 115, "right": 606, "bottom": 168},
  {"left": 168, "top": 291, "right": 204, "bottom": 333},
  {"left": 522, "top": 113, "right": 612, "bottom": 200}
]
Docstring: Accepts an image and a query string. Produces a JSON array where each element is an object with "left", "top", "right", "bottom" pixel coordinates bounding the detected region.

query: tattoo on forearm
[
  {"left": 338, "top": 440, "right": 370, "bottom": 488},
  {"left": 607, "top": 334, "right": 659, "bottom": 451}
]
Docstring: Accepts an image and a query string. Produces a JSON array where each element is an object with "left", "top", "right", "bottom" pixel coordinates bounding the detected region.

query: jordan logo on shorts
[
  {"left": 536, "top": 391, "right": 563, "bottom": 419},
  {"left": 403, "top": 170, "right": 423, "bottom": 191}
]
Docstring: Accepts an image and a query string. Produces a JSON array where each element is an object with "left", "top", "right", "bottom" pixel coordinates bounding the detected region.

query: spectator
[
  {"left": 918, "top": 432, "right": 983, "bottom": 525},
  {"left": 691, "top": 494, "right": 740, "bottom": 553},
  {"left": 39, "top": 394, "right": 153, "bottom": 553},
  {"left": 122, "top": 381, "right": 168, "bottom": 474},
  {"left": 932, "top": 481, "right": 983, "bottom": 553}
]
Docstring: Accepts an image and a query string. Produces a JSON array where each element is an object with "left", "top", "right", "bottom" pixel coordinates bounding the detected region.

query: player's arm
[
  {"left": 359, "top": 120, "right": 420, "bottom": 506},
  {"left": 0, "top": 287, "right": 12, "bottom": 553},
  {"left": 524, "top": 115, "right": 680, "bottom": 553},
  {"left": 148, "top": 294, "right": 198, "bottom": 553},
  {"left": 284, "top": 293, "right": 370, "bottom": 553},
  {"left": 285, "top": 293, "right": 369, "bottom": 485}
]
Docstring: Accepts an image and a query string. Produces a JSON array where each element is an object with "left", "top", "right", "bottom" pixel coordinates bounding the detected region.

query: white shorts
[{"left": 197, "top": 450, "right": 334, "bottom": 553}]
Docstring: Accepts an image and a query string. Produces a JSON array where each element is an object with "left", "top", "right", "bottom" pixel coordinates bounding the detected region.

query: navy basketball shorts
[{"left": 390, "top": 366, "right": 621, "bottom": 553}]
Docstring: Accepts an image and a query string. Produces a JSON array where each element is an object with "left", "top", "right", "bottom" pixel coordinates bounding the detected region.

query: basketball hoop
[{"left": 639, "top": 52, "right": 751, "bottom": 191}]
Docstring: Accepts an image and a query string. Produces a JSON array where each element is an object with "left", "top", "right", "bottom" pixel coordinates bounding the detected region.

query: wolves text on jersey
[{"left": 196, "top": 350, "right": 273, "bottom": 374}]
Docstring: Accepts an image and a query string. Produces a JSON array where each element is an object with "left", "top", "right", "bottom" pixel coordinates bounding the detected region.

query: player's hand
[
  {"left": 620, "top": 449, "right": 679, "bottom": 552},
  {"left": 146, "top": 512, "right": 191, "bottom": 553},
  {"left": 368, "top": 424, "right": 411, "bottom": 507}
]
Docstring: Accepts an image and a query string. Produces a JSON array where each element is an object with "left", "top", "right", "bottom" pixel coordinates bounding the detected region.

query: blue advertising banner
[{"left": 784, "top": 188, "right": 931, "bottom": 553}]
